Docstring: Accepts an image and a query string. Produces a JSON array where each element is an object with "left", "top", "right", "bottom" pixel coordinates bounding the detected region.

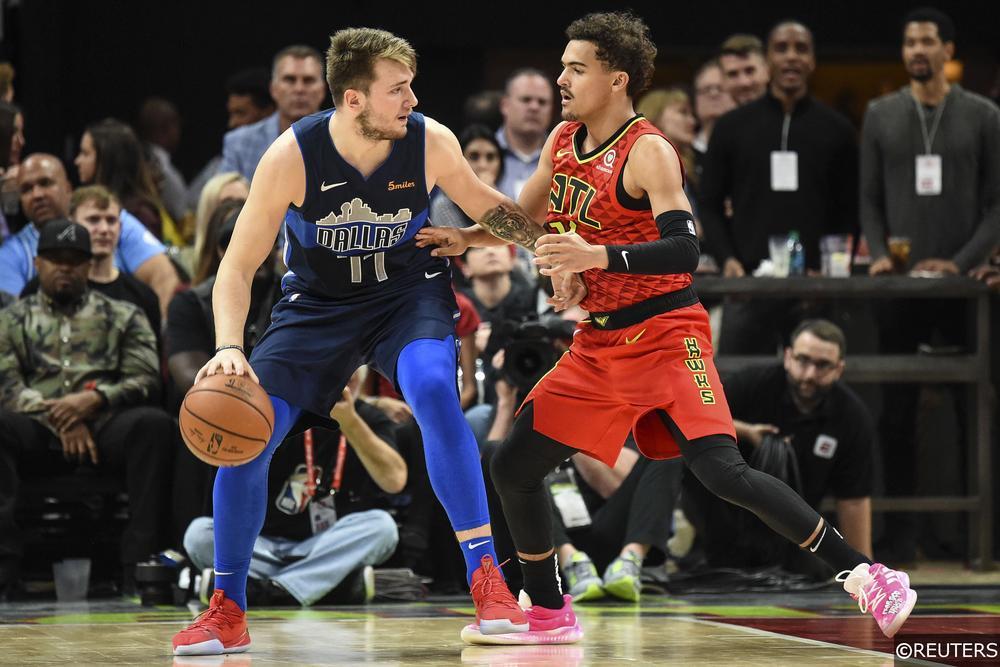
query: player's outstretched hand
[
  {"left": 415, "top": 226, "right": 469, "bottom": 257},
  {"left": 534, "top": 232, "right": 606, "bottom": 275},
  {"left": 195, "top": 348, "right": 260, "bottom": 385},
  {"left": 548, "top": 271, "right": 588, "bottom": 311}
]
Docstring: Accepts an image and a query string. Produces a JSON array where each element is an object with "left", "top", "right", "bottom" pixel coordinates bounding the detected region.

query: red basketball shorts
[{"left": 520, "top": 303, "right": 735, "bottom": 466}]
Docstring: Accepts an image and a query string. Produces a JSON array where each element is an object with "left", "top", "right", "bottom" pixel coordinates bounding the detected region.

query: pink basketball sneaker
[
  {"left": 461, "top": 593, "right": 583, "bottom": 645},
  {"left": 837, "top": 563, "right": 917, "bottom": 638}
]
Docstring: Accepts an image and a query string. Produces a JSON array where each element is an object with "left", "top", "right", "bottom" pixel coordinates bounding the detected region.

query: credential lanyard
[
  {"left": 912, "top": 93, "right": 948, "bottom": 154},
  {"left": 303, "top": 428, "right": 348, "bottom": 498}
]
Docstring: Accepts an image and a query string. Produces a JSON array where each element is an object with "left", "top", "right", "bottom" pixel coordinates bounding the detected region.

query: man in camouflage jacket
[{"left": 0, "top": 220, "right": 174, "bottom": 598}]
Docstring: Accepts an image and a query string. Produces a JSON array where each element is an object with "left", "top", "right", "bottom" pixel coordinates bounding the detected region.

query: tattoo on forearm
[{"left": 478, "top": 202, "right": 544, "bottom": 252}]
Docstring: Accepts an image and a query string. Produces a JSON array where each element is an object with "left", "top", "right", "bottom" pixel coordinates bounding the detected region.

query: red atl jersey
[{"left": 546, "top": 116, "right": 692, "bottom": 313}]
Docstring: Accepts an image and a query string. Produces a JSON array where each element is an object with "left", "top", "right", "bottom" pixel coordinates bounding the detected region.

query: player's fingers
[
  {"left": 87, "top": 436, "right": 98, "bottom": 465},
  {"left": 535, "top": 234, "right": 561, "bottom": 248}
]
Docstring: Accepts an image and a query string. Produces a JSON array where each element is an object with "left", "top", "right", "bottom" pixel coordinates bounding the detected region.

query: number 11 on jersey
[{"left": 349, "top": 252, "right": 388, "bottom": 283}]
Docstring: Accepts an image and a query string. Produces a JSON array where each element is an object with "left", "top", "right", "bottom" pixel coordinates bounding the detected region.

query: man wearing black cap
[{"left": 0, "top": 219, "right": 174, "bottom": 599}]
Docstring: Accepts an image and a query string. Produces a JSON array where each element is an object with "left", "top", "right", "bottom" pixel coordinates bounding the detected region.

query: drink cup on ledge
[
  {"left": 768, "top": 235, "right": 791, "bottom": 277},
  {"left": 820, "top": 234, "right": 853, "bottom": 277},
  {"left": 888, "top": 236, "right": 912, "bottom": 272}
]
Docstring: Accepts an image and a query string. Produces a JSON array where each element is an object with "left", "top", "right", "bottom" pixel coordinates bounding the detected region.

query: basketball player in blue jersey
[{"left": 172, "top": 28, "right": 583, "bottom": 656}]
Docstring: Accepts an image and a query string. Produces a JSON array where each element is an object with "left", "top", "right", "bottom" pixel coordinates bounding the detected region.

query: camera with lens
[{"left": 489, "top": 315, "right": 577, "bottom": 394}]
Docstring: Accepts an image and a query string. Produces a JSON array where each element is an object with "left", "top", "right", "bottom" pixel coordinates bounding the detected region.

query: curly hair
[{"left": 565, "top": 11, "right": 657, "bottom": 99}]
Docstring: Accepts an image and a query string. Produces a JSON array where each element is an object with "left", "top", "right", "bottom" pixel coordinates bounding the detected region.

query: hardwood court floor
[{"left": 0, "top": 584, "right": 997, "bottom": 666}]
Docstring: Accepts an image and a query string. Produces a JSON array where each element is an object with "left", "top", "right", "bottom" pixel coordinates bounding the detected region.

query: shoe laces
[
  {"left": 472, "top": 559, "right": 520, "bottom": 611},
  {"left": 835, "top": 569, "right": 885, "bottom": 615},
  {"left": 189, "top": 591, "right": 242, "bottom": 631}
]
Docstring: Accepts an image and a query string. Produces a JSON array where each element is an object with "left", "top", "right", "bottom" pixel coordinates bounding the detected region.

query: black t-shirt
[
  {"left": 165, "top": 275, "right": 281, "bottom": 357},
  {"left": 22, "top": 272, "right": 161, "bottom": 341},
  {"left": 723, "top": 363, "right": 874, "bottom": 505},
  {"left": 261, "top": 400, "right": 398, "bottom": 541}
]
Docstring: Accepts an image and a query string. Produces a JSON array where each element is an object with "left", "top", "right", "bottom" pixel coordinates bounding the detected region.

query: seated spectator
[
  {"left": 552, "top": 440, "right": 683, "bottom": 603},
  {"left": 681, "top": 319, "right": 875, "bottom": 577},
  {"left": 431, "top": 125, "right": 505, "bottom": 229},
  {"left": 175, "top": 172, "right": 249, "bottom": 279},
  {"left": 0, "top": 101, "right": 25, "bottom": 240},
  {"left": 187, "top": 68, "right": 273, "bottom": 209},
  {"left": 20, "top": 187, "right": 161, "bottom": 344},
  {"left": 75, "top": 118, "right": 182, "bottom": 245},
  {"left": 460, "top": 244, "right": 539, "bottom": 443},
  {"left": 183, "top": 368, "right": 404, "bottom": 606},
  {"left": 0, "top": 154, "right": 179, "bottom": 318},
  {"left": 219, "top": 45, "right": 326, "bottom": 182},
  {"left": 137, "top": 97, "right": 189, "bottom": 228},
  {"left": 0, "top": 220, "right": 173, "bottom": 597},
  {"left": 165, "top": 200, "right": 278, "bottom": 540}
]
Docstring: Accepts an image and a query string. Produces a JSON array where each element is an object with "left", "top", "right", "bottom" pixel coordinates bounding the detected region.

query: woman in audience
[
  {"left": 75, "top": 118, "right": 181, "bottom": 243},
  {"left": 190, "top": 197, "right": 247, "bottom": 285},
  {"left": 0, "top": 102, "right": 25, "bottom": 240},
  {"left": 430, "top": 124, "right": 504, "bottom": 229},
  {"left": 182, "top": 171, "right": 249, "bottom": 279}
]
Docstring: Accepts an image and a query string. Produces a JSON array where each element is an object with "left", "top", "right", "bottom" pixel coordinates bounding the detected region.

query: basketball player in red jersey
[{"left": 418, "top": 11, "right": 915, "bottom": 644}]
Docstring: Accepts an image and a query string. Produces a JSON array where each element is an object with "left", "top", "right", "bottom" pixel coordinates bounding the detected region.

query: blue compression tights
[{"left": 213, "top": 394, "right": 301, "bottom": 611}]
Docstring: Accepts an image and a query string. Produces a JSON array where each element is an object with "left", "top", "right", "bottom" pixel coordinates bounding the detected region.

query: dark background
[{"left": 2, "top": 0, "right": 996, "bottom": 180}]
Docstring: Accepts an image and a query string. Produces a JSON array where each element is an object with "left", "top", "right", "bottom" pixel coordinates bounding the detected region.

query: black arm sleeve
[{"left": 605, "top": 210, "right": 700, "bottom": 274}]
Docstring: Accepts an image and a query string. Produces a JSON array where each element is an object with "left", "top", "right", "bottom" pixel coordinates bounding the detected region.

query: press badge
[
  {"left": 770, "top": 151, "right": 798, "bottom": 191},
  {"left": 916, "top": 154, "right": 942, "bottom": 195},
  {"left": 309, "top": 494, "right": 338, "bottom": 534}
]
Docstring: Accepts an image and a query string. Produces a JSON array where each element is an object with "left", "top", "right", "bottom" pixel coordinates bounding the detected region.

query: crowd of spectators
[{"left": 0, "top": 7, "right": 997, "bottom": 604}]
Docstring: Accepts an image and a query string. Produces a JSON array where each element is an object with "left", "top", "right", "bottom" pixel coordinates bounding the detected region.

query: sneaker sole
[
  {"left": 462, "top": 623, "right": 583, "bottom": 645},
  {"left": 882, "top": 589, "right": 918, "bottom": 638},
  {"left": 479, "top": 618, "right": 530, "bottom": 635},
  {"left": 172, "top": 636, "right": 252, "bottom": 656},
  {"left": 571, "top": 582, "right": 605, "bottom": 602},
  {"left": 602, "top": 576, "right": 640, "bottom": 602}
]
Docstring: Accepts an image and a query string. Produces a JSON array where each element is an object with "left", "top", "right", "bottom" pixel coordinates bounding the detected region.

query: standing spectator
[
  {"left": 700, "top": 21, "right": 858, "bottom": 352},
  {"left": 859, "top": 8, "right": 1000, "bottom": 562},
  {"left": 0, "top": 62, "right": 14, "bottom": 102},
  {"left": 218, "top": 46, "right": 326, "bottom": 182},
  {"left": 0, "top": 154, "right": 178, "bottom": 314},
  {"left": 75, "top": 118, "right": 182, "bottom": 245},
  {"left": 187, "top": 68, "right": 274, "bottom": 209},
  {"left": 495, "top": 68, "right": 554, "bottom": 200},
  {"left": 718, "top": 34, "right": 769, "bottom": 107},
  {"left": 692, "top": 59, "right": 735, "bottom": 156},
  {"left": 0, "top": 220, "right": 173, "bottom": 596},
  {"left": 20, "top": 187, "right": 161, "bottom": 341},
  {"left": 137, "top": 97, "right": 188, "bottom": 226}
]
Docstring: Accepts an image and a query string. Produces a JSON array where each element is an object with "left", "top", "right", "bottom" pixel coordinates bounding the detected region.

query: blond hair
[
  {"left": 325, "top": 28, "right": 417, "bottom": 104},
  {"left": 193, "top": 172, "right": 249, "bottom": 270},
  {"left": 69, "top": 185, "right": 120, "bottom": 217}
]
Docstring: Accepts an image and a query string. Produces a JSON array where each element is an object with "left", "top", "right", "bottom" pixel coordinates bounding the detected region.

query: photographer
[{"left": 459, "top": 244, "right": 539, "bottom": 443}]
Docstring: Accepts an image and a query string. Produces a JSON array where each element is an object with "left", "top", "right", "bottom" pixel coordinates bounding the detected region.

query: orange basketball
[{"left": 179, "top": 373, "right": 274, "bottom": 467}]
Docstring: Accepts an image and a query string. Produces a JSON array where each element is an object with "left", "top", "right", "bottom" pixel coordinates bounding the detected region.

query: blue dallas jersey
[{"left": 281, "top": 109, "right": 449, "bottom": 301}]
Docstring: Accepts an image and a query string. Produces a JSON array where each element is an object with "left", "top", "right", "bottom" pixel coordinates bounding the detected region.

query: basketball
[{"left": 179, "top": 373, "right": 274, "bottom": 467}]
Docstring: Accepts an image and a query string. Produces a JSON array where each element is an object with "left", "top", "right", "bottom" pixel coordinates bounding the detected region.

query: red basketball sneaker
[
  {"left": 469, "top": 555, "right": 529, "bottom": 635},
  {"left": 173, "top": 589, "right": 251, "bottom": 655}
]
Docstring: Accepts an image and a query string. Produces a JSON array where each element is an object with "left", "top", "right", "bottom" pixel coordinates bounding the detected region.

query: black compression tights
[{"left": 490, "top": 404, "right": 824, "bottom": 557}]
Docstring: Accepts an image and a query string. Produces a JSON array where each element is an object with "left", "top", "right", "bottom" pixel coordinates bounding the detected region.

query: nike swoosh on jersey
[
  {"left": 625, "top": 328, "right": 646, "bottom": 345},
  {"left": 555, "top": 148, "right": 573, "bottom": 158},
  {"left": 320, "top": 181, "right": 347, "bottom": 191},
  {"left": 425, "top": 271, "right": 443, "bottom": 279}
]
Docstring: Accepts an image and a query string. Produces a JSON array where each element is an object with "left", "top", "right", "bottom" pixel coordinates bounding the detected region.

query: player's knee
[
  {"left": 488, "top": 439, "right": 522, "bottom": 496},
  {"left": 685, "top": 437, "right": 752, "bottom": 505}
]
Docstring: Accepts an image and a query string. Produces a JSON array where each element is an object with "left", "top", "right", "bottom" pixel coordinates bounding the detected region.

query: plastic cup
[
  {"left": 820, "top": 234, "right": 853, "bottom": 277},
  {"left": 768, "top": 235, "right": 791, "bottom": 277},
  {"left": 888, "top": 236, "right": 912, "bottom": 272},
  {"left": 53, "top": 558, "right": 91, "bottom": 602}
]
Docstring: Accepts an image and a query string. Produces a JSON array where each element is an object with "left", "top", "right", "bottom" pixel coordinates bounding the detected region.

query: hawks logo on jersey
[{"left": 547, "top": 116, "right": 692, "bottom": 313}]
